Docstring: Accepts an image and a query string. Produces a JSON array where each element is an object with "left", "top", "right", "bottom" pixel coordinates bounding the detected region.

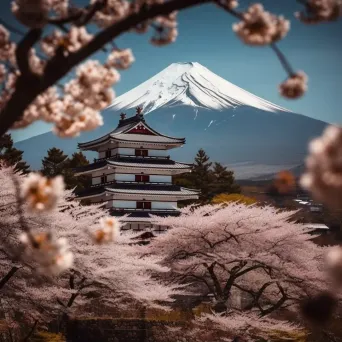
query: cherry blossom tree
[
  {"left": 0, "top": 165, "right": 181, "bottom": 339},
  {"left": 147, "top": 203, "right": 334, "bottom": 340},
  {"left": 0, "top": 0, "right": 341, "bottom": 138}
]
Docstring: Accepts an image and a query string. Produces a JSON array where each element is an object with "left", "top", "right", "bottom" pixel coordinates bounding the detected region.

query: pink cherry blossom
[
  {"left": 20, "top": 231, "right": 74, "bottom": 275},
  {"left": 279, "top": 71, "right": 308, "bottom": 99},
  {"left": 150, "top": 12, "right": 178, "bottom": 46},
  {"left": 53, "top": 108, "right": 103, "bottom": 138},
  {"left": 300, "top": 125, "right": 342, "bottom": 210},
  {"left": 12, "top": 87, "right": 62, "bottom": 129},
  {"left": 91, "top": 0, "right": 130, "bottom": 28},
  {"left": 12, "top": 0, "right": 49, "bottom": 28},
  {"left": 233, "top": 4, "right": 290, "bottom": 46},
  {"left": 21, "top": 172, "right": 65, "bottom": 211},
  {"left": 93, "top": 217, "right": 121, "bottom": 244},
  {"left": 296, "top": 0, "right": 342, "bottom": 24},
  {"left": 41, "top": 27, "right": 93, "bottom": 57},
  {"left": 106, "top": 48, "right": 135, "bottom": 70}
]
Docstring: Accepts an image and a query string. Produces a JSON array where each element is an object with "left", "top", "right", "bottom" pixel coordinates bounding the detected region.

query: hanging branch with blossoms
[{"left": 0, "top": 0, "right": 341, "bottom": 139}]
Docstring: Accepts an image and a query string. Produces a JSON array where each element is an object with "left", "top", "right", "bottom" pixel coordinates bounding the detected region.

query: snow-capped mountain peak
[{"left": 109, "top": 62, "right": 290, "bottom": 114}]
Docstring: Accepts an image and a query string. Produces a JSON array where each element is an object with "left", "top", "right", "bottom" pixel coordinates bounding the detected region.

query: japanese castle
[{"left": 75, "top": 107, "right": 199, "bottom": 232}]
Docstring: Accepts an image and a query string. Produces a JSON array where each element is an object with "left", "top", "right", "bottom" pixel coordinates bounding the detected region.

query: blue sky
[{"left": 1, "top": 0, "right": 341, "bottom": 142}]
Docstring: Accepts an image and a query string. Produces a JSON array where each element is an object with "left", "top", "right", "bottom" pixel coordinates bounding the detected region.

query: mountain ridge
[
  {"left": 109, "top": 62, "right": 291, "bottom": 114},
  {"left": 15, "top": 62, "right": 327, "bottom": 179}
]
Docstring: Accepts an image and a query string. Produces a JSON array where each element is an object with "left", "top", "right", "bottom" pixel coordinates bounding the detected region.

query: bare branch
[
  {"left": 0, "top": 266, "right": 20, "bottom": 290},
  {"left": 15, "top": 29, "right": 42, "bottom": 77}
]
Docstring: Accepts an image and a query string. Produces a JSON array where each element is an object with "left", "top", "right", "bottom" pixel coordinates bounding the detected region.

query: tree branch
[
  {"left": 0, "top": 266, "right": 20, "bottom": 290},
  {"left": 22, "top": 320, "right": 38, "bottom": 342},
  {"left": 206, "top": 262, "right": 223, "bottom": 298},
  {"left": 15, "top": 29, "right": 42, "bottom": 77},
  {"left": 259, "top": 282, "right": 288, "bottom": 316},
  {"left": 0, "top": 0, "right": 211, "bottom": 136}
]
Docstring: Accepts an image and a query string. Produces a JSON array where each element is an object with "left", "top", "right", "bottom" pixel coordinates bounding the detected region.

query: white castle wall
[
  {"left": 111, "top": 200, "right": 177, "bottom": 210},
  {"left": 98, "top": 147, "right": 170, "bottom": 159},
  {"left": 92, "top": 173, "right": 172, "bottom": 185}
]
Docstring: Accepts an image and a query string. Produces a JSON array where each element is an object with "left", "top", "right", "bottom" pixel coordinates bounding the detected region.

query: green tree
[
  {"left": 41, "top": 149, "right": 91, "bottom": 191},
  {"left": 41, "top": 147, "right": 69, "bottom": 177},
  {"left": 64, "top": 152, "right": 91, "bottom": 191},
  {"left": 0, "top": 133, "right": 30, "bottom": 174},
  {"left": 210, "top": 162, "right": 240, "bottom": 198},
  {"left": 190, "top": 148, "right": 213, "bottom": 203}
]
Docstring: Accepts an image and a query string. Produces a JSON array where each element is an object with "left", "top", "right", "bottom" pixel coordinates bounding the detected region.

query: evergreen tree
[
  {"left": 210, "top": 162, "right": 240, "bottom": 197},
  {"left": 0, "top": 133, "right": 30, "bottom": 174},
  {"left": 41, "top": 149, "right": 91, "bottom": 191},
  {"left": 190, "top": 148, "right": 213, "bottom": 203},
  {"left": 41, "top": 147, "right": 69, "bottom": 177},
  {"left": 64, "top": 152, "right": 91, "bottom": 191}
]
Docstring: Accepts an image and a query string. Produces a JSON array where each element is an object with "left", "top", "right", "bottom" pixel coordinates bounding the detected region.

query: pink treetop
[
  {"left": 148, "top": 203, "right": 330, "bottom": 338},
  {"left": 0, "top": 165, "right": 180, "bottom": 328}
]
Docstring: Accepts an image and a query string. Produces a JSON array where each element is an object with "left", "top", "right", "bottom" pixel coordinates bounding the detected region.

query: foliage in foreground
[{"left": 0, "top": 165, "right": 179, "bottom": 340}]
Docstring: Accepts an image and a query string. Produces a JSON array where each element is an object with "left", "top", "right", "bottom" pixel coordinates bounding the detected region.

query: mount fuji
[{"left": 15, "top": 62, "right": 327, "bottom": 179}]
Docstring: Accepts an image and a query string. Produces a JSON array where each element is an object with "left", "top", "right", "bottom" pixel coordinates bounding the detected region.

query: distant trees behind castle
[
  {"left": 174, "top": 148, "right": 241, "bottom": 204},
  {"left": 0, "top": 133, "right": 30, "bottom": 174},
  {"left": 1, "top": 134, "right": 90, "bottom": 191}
]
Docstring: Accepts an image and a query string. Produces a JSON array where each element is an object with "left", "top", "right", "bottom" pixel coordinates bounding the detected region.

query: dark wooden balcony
[{"left": 94, "top": 153, "right": 170, "bottom": 163}]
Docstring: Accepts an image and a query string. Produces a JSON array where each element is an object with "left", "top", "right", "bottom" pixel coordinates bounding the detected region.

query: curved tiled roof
[
  {"left": 75, "top": 183, "right": 199, "bottom": 198},
  {"left": 107, "top": 159, "right": 191, "bottom": 169},
  {"left": 78, "top": 114, "right": 185, "bottom": 149},
  {"left": 105, "top": 186, "right": 199, "bottom": 196},
  {"left": 74, "top": 156, "right": 192, "bottom": 175}
]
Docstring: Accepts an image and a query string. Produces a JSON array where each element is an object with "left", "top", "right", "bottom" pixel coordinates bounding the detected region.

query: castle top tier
[{"left": 78, "top": 107, "right": 185, "bottom": 152}]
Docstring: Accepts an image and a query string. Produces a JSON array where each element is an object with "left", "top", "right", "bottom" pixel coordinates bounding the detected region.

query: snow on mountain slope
[{"left": 109, "top": 62, "right": 290, "bottom": 114}]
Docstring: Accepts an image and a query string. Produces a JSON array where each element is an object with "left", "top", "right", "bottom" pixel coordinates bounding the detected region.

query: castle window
[
  {"left": 105, "top": 150, "right": 111, "bottom": 158},
  {"left": 101, "top": 174, "right": 107, "bottom": 184},
  {"left": 136, "top": 201, "right": 151, "bottom": 210},
  {"left": 135, "top": 149, "right": 148, "bottom": 157},
  {"left": 135, "top": 175, "right": 150, "bottom": 182}
]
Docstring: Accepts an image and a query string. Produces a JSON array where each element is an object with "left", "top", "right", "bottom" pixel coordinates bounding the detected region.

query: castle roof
[
  {"left": 75, "top": 183, "right": 200, "bottom": 199},
  {"left": 74, "top": 156, "right": 192, "bottom": 175},
  {"left": 78, "top": 112, "right": 185, "bottom": 150}
]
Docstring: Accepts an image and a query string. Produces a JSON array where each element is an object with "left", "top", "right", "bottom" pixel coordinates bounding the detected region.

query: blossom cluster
[
  {"left": 0, "top": 25, "right": 15, "bottom": 64},
  {"left": 11, "top": 57, "right": 122, "bottom": 137},
  {"left": 91, "top": 0, "right": 130, "bottom": 28},
  {"left": 151, "top": 12, "right": 178, "bottom": 46},
  {"left": 41, "top": 27, "right": 93, "bottom": 57},
  {"left": 279, "top": 71, "right": 308, "bottom": 99},
  {"left": 12, "top": 0, "right": 69, "bottom": 28},
  {"left": 52, "top": 60, "right": 120, "bottom": 137},
  {"left": 296, "top": 0, "right": 342, "bottom": 24},
  {"left": 107, "top": 48, "right": 135, "bottom": 70},
  {"left": 12, "top": 87, "right": 62, "bottom": 129},
  {"left": 233, "top": 4, "right": 290, "bottom": 46},
  {"left": 300, "top": 125, "right": 342, "bottom": 210},
  {"left": 93, "top": 217, "right": 120, "bottom": 244},
  {"left": 20, "top": 231, "right": 73, "bottom": 275},
  {"left": 21, "top": 172, "right": 64, "bottom": 211}
]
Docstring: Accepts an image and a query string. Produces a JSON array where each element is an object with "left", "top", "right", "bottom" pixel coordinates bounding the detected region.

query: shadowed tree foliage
[
  {"left": 210, "top": 162, "right": 241, "bottom": 198},
  {"left": 191, "top": 148, "right": 213, "bottom": 202},
  {"left": 64, "top": 152, "right": 91, "bottom": 191},
  {"left": 0, "top": 133, "right": 30, "bottom": 174},
  {"left": 174, "top": 149, "right": 240, "bottom": 203},
  {"left": 41, "top": 147, "right": 69, "bottom": 177},
  {"left": 41, "top": 148, "right": 91, "bottom": 191}
]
